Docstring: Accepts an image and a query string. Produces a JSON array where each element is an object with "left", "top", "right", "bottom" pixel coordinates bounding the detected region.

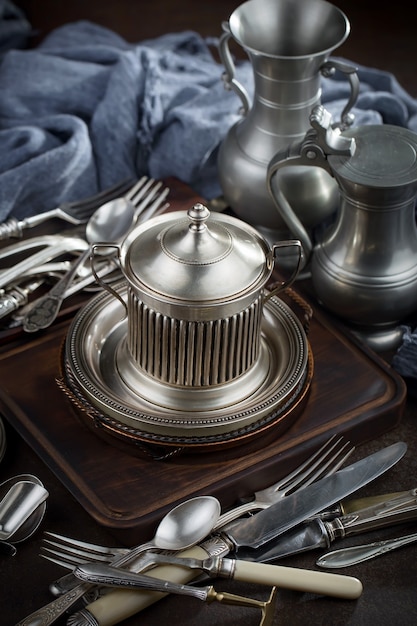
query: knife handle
[
  {"left": 325, "top": 488, "right": 417, "bottom": 539},
  {"left": 228, "top": 560, "right": 362, "bottom": 599},
  {"left": 340, "top": 491, "right": 405, "bottom": 515}
]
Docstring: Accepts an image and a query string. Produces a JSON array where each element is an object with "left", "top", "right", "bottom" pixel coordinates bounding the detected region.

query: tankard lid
[{"left": 328, "top": 124, "right": 417, "bottom": 188}]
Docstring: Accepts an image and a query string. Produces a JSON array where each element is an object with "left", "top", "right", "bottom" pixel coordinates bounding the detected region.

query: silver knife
[
  {"left": 236, "top": 488, "right": 417, "bottom": 562},
  {"left": 74, "top": 559, "right": 363, "bottom": 600},
  {"left": 217, "top": 441, "right": 407, "bottom": 552}
]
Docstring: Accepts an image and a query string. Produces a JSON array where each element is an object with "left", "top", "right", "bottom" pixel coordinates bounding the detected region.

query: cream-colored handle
[
  {"left": 233, "top": 560, "right": 363, "bottom": 599},
  {"left": 85, "top": 545, "right": 210, "bottom": 626}
]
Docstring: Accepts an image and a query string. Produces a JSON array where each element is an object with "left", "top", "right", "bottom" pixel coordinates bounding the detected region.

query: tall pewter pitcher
[
  {"left": 217, "top": 0, "right": 359, "bottom": 241},
  {"left": 267, "top": 106, "right": 417, "bottom": 351}
]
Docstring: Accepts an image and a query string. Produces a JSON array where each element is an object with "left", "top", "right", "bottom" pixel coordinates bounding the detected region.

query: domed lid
[
  {"left": 120, "top": 203, "right": 273, "bottom": 304},
  {"left": 328, "top": 125, "right": 417, "bottom": 187}
]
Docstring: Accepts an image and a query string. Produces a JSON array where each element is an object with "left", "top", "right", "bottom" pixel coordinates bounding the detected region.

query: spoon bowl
[
  {"left": 0, "top": 477, "right": 48, "bottom": 542},
  {"left": 151, "top": 495, "right": 221, "bottom": 551}
]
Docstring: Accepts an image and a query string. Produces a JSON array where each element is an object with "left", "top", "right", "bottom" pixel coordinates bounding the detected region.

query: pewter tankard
[
  {"left": 267, "top": 106, "right": 417, "bottom": 350},
  {"left": 217, "top": 0, "right": 359, "bottom": 241}
]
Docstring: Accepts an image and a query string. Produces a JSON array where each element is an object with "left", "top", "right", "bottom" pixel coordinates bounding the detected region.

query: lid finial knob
[{"left": 188, "top": 203, "right": 210, "bottom": 232}]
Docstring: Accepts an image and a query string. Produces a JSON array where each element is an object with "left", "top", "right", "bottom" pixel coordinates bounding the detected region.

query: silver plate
[{"left": 64, "top": 284, "right": 310, "bottom": 439}]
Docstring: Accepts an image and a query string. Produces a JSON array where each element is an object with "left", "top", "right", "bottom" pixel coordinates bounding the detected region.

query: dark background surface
[{"left": 2, "top": 2, "right": 417, "bottom": 625}]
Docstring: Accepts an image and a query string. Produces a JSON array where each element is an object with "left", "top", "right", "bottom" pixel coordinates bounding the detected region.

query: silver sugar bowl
[{"left": 97, "top": 203, "right": 301, "bottom": 393}]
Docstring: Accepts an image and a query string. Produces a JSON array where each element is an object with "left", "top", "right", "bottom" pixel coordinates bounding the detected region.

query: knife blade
[
  {"left": 218, "top": 441, "right": 407, "bottom": 552},
  {"left": 236, "top": 488, "right": 417, "bottom": 562}
]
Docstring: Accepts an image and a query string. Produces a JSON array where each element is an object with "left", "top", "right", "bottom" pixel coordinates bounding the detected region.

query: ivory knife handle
[{"left": 231, "top": 560, "right": 363, "bottom": 599}]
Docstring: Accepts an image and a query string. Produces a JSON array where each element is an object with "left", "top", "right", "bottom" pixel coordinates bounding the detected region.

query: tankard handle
[
  {"left": 320, "top": 59, "right": 360, "bottom": 130},
  {"left": 264, "top": 240, "right": 303, "bottom": 302},
  {"left": 267, "top": 106, "right": 355, "bottom": 267},
  {"left": 218, "top": 21, "right": 251, "bottom": 115},
  {"left": 91, "top": 243, "right": 127, "bottom": 315}
]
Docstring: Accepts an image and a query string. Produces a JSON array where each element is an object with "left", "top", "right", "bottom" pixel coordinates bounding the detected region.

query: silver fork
[
  {"left": 0, "top": 178, "right": 135, "bottom": 240},
  {"left": 41, "top": 435, "right": 353, "bottom": 595}
]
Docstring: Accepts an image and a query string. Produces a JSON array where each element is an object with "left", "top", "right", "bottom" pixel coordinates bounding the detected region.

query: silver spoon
[
  {"left": 0, "top": 479, "right": 48, "bottom": 553},
  {"left": 15, "top": 495, "right": 221, "bottom": 626},
  {"left": 316, "top": 531, "right": 417, "bottom": 568},
  {"left": 21, "top": 190, "right": 138, "bottom": 333}
]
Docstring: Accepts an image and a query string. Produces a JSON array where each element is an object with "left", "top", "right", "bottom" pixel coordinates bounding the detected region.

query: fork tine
[
  {"left": 131, "top": 181, "right": 169, "bottom": 217},
  {"left": 126, "top": 176, "right": 156, "bottom": 204},
  {"left": 270, "top": 435, "right": 349, "bottom": 493},
  {"left": 297, "top": 439, "right": 354, "bottom": 487},
  {"left": 41, "top": 544, "right": 111, "bottom": 565},
  {"left": 132, "top": 181, "right": 163, "bottom": 214},
  {"left": 280, "top": 436, "right": 354, "bottom": 494},
  {"left": 40, "top": 548, "right": 98, "bottom": 570},
  {"left": 135, "top": 189, "right": 170, "bottom": 224},
  {"left": 42, "top": 532, "right": 119, "bottom": 557},
  {"left": 42, "top": 540, "right": 113, "bottom": 562}
]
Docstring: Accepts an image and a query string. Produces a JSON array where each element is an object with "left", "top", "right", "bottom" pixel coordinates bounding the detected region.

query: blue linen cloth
[{"left": 1, "top": 19, "right": 417, "bottom": 223}]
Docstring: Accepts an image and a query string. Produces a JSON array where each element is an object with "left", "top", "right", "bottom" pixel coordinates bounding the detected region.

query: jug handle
[
  {"left": 218, "top": 21, "right": 251, "bottom": 115},
  {"left": 264, "top": 240, "right": 303, "bottom": 302},
  {"left": 320, "top": 59, "right": 360, "bottom": 130},
  {"left": 91, "top": 243, "right": 127, "bottom": 315}
]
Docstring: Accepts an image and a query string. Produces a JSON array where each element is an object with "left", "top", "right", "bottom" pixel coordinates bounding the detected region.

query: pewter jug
[
  {"left": 268, "top": 105, "right": 417, "bottom": 350},
  {"left": 217, "top": 0, "right": 359, "bottom": 241}
]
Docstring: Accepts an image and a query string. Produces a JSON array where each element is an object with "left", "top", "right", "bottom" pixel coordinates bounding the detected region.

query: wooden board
[{"left": 0, "top": 288, "right": 406, "bottom": 544}]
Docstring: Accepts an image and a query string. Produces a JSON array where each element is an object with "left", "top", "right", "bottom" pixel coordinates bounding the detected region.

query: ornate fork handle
[{"left": 15, "top": 583, "right": 92, "bottom": 626}]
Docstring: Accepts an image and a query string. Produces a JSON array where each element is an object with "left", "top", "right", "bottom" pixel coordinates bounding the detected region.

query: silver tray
[{"left": 64, "top": 284, "right": 311, "bottom": 441}]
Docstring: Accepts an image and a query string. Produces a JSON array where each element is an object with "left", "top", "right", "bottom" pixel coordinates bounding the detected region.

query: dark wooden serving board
[{"left": 0, "top": 287, "right": 406, "bottom": 544}]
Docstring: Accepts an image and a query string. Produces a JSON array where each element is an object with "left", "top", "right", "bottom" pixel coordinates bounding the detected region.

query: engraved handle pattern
[
  {"left": 22, "top": 248, "right": 90, "bottom": 332},
  {"left": 15, "top": 583, "right": 92, "bottom": 626}
]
